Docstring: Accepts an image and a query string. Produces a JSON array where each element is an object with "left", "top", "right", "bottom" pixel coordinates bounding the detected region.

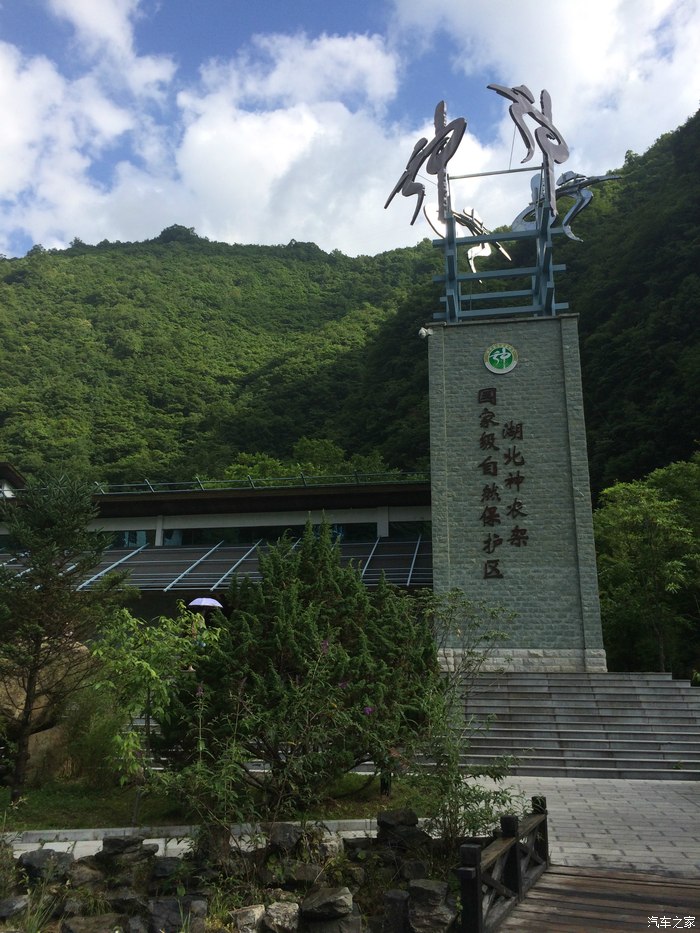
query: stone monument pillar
[
  {"left": 428, "top": 314, "right": 607, "bottom": 672},
  {"left": 385, "top": 85, "right": 612, "bottom": 672}
]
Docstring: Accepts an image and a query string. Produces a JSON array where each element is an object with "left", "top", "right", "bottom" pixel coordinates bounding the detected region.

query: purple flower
[
  {"left": 363, "top": 706, "right": 375, "bottom": 716},
  {"left": 339, "top": 680, "right": 349, "bottom": 690},
  {"left": 321, "top": 639, "right": 329, "bottom": 655},
  {"left": 195, "top": 683, "right": 204, "bottom": 698}
]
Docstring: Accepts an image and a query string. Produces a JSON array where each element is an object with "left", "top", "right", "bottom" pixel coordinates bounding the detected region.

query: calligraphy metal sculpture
[
  {"left": 385, "top": 82, "right": 617, "bottom": 322},
  {"left": 384, "top": 101, "right": 466, "bottom": 225},
  {"left": 487, "top": 84, "right": 569, "bottom": 218}
]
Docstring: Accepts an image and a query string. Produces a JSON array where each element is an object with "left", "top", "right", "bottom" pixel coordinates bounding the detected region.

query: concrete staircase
[{"left": 462, "top": 672, "right": 700, "bottom": 780}]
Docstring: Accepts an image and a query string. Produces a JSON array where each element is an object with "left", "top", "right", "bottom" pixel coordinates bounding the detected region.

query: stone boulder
[
  {"left": 407, "top": 880, "right": 456, "bottom": 933},
  {"left": 147, "top": 895, "right": 207, "bottom": 933},
  {"left": 18, "top": 848, "right": 73, "bottom": 883},
  {"left": 301, "top": 886, "right": 353, "bottom": 920},
  {"left": 264, "top": 900, "right": 300, "bottom": 933},
  {"left": 230, "top": 903, "right": 266, "bottom": 933}
]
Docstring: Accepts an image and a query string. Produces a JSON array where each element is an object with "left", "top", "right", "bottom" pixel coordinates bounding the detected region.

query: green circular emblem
[{"left": 484, "top": 343, "right": 518, "bottom": 374}]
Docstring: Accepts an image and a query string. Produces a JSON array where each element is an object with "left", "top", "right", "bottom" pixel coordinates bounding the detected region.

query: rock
[
  {"left": 301, "top": 886, "right": 353, "bottom": 920},
  {"left": 377, "top": 810, "right": 419, "bottom": 829},
  {"left": 377, "top": 825, "right": 431, "bottom": 851},
  {"left": 408, "top": 880, "right": 446, "bottom": 908},
  {"left": 262, "top": 859, "right": 324, "bottom": 887},
  {"left": 342, "top": 837, "right": 373, "bottom": 857},
  {"left": 305, "top": 903, "right": 362, "bottom": 933},
  {"left": 151, "top": 856, "right": 184, "bottom": 881},
  {"left": 60, "top": 914, "right": 129, "bottom": 933},
  {"left": 377, "top": 811, "right": 430, "bottom": 851},
  {"left": 97, "top": 836, "right": 158, "bottom": 870},
  {"left": 230, "top": 903, "right": 266, "bottom": 933},
  {"left": 407, "top": 880, "right": 456, "bottom": 933},
  {"left": 268, "top": 823, "right": 304, "bottom": 854},
  {"left": 382, "top": 889, "right": 409, "bottom": 933},
  {"left": 264, "top": 901, "right": 300, "bottom": 933},
  {"left": 317, "top": 833, "right": 344, "bottom": 861},
  {"left": 67, "top": 860, "right": 105, "bottom": 889},
  {"left": 342, "top": 864, "right": 366, "bottom": 888},
  {"left": 400, "top": 860, "right": 429, "bottom": 881},
  {"left": 100, "top": 835, "right": 150, "bottom": 856},
  {"left": 105, "top": 887, "right": 149, "bottom": 914},
  {"left": 147, "top": 896, "right": 207, "bottom": 933},
  {"left": 0, "top": 895, "right": 28, "bottom": 920},
  {"left": 127, "top": 919, "right": 149, "bottom": 933},
  {"left": 263, "top": 888, "right": 299, "bottom": 904},
  {"left": 18, "top": 848, "right": 74, "bottom": 883}
]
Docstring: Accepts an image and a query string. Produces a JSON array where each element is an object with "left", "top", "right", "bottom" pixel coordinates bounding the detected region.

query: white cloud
[
  {"left": 45, "top": 0, "right": 175, "bottom": 97},
  {"left": 46, "top": 0, "right": 139, "bottom": 57},
  {"left": 0, "top": 1, "right": 698, "bottom": 256},
  {"left": 390, "top": 0, "right": 700, "bottom": 194},
  {"left": 0, "top": 43, "right": 66, "bottom": 196},
  {"left": 213, "top": 32, "right": 399, "bottom": 109}
]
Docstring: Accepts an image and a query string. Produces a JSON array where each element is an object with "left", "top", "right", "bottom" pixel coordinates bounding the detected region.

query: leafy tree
[
  {"left": 0, "top": 477, "right": 128, "bottom": 799},
  {"left": 91, "top": 605, "right": 217, "bottom": 781},
  {"left": 155, "top": 521, "right": 442, "bottom": 815},
  {"left": 594, "top": 479, "right": 699, "bottom": 673}
]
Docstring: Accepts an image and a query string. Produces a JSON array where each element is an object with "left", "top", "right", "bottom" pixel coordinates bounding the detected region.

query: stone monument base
[{"left": 439, "top": 647, "right": 608, "bottom": 673}]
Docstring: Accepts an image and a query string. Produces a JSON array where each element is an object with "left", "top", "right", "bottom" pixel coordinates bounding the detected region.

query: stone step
[
  {"left": 510, "top": 764, "right": 699, "bottom": 780},
  {"left": 466, "top": 700, "right": 700, "bottom": 713},
  {"left": 469, "top": 717, "right": 700, "bottom": 731},
  {"left": 468, "top": 687, "right": 700, "bottom": 700},
  {"left": 462, "top": 752, "right": 700, "bottom": 776},
  {"left": 466, "top": 734, "right": 700, "bottom": 751},
  {"left": 471, "top": 726, "right": 700, "bottom": 742},
  {"left": 468, "top": 672, "right": 678, "bottom": 685},
  {"left": 457, "top": 673, "right": 700, "bottom": 780},
  {"left": 465, "top": 742, "right": 700, "bottom": 761}
]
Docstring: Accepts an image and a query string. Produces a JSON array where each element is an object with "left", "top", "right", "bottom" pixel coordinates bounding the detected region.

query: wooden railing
[{"left": 454, "top": 795, "right": 549, "bottom": 932}]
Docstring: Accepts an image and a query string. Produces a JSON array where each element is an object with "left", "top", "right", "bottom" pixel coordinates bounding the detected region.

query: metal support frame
[
  {"left": 164, "top": 541, "right": 224, "bottom": 591},
  {"left": 434, "top": 166, "right": 570, "bottom": 323},
  {"left": 210, "top": 539, "right": 264, "bottom": 591},
  {"left": 78, "top": 544, "right": 148, "bottom": 590}
]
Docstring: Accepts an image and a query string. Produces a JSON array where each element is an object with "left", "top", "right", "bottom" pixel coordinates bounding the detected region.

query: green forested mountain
[
  {"left": 559, "top": 110, "right": 700, "bottom": 493},
  {"left": 0, "top": 109, "right": 698, "bottom": 490},
  {"left": 0, "top": 231, "right": 439, "bottom": 482}
]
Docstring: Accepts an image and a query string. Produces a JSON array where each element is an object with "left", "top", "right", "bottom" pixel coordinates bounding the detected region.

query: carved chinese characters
[{"left": 476, "top": 388, "right": 529, "bottom": 578}]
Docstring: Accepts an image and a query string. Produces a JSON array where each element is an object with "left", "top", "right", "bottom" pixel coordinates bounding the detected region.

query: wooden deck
[{"left": 499, "top": 865, "right": 700, "bottom": 931}]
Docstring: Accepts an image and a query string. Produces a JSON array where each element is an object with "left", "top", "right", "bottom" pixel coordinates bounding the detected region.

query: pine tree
[
  {"left": 157, "top": 521, "right": 441, "bottom": 814},
  {"left": 0, "top": 476, "right": 127, "bottom": 799}
]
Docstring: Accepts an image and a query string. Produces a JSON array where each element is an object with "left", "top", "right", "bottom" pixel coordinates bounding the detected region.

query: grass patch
[
  {"left": 0, "top": 775, "right": 431, "bottom": 832},
  {"left": 0, "top": 783, "right": 189, "bottom": 831}
]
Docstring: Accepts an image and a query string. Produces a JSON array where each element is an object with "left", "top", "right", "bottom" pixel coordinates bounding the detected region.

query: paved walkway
[
  {"left": 483, "top": 775, "right": 700, "bottom": 878},
  {"left": 4, "top": 777, "right": 700, "bottom": 879}
]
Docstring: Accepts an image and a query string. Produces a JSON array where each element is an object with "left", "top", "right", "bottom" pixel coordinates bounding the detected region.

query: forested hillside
[
  {"left": 0, "top": 231, "right": 439, "bottom": 482},
  {"left": 0, "top": 109, "right": 698, "bottom": 491}
]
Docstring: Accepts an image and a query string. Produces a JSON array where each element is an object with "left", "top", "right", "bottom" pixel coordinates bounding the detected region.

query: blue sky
[{"left": 0, "top": 0, "right": 698, "bottom": 257}]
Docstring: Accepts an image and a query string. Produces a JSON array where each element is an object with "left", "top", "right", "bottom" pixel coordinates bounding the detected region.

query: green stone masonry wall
[{"left": 428, "top": 314, "right": 606, "bottom": 672}]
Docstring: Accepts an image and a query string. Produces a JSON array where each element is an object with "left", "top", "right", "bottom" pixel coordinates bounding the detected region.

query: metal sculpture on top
[{"left": 385, "top": 83, "right": 617, "bottom": 322}]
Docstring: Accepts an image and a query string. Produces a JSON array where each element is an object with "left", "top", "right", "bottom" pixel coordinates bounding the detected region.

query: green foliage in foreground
[
  {"left": 154, "top": 521, "right": 442, "bottom": 819},
  {"left": 0, "top": 477, "right": 129, "bottom": 801}
]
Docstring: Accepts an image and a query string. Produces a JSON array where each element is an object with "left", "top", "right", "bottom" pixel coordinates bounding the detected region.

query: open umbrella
[{"left": 188, "top": 597, "right": 223, "bottom": 609}]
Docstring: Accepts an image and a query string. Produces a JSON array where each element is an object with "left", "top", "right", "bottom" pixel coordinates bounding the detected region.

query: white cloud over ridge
[{"left": 0, "top": 0, "right": 698, "bottom": 257}]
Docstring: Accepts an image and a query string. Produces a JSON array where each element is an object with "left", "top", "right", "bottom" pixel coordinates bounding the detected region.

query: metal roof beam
[
  {"left": 210, "top": 539, "right": 264, "bottom": 591},
  {"left": 164, "top": 541, "right": 224, "bottom": 592},
  {"left": 78, "top": 544, "right": 149, "bottom": 590}
]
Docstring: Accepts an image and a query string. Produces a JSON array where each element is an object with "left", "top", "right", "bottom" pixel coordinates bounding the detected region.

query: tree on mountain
[{"left": 0, "top": 477, "right": 128, "bottom": 799}]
